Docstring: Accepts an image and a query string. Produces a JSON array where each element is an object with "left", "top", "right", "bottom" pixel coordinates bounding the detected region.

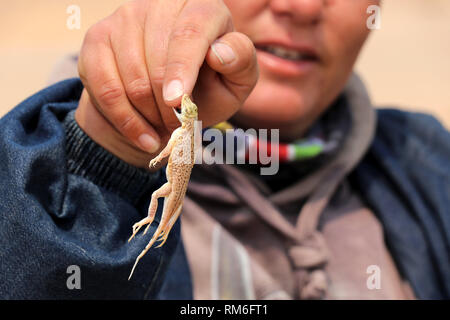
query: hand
[{"left": 75, "top": 0, "right": 258, "bottom": 168}]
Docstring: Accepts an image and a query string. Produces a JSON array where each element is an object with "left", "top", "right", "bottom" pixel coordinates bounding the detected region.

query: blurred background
[{"left": 0, "top": 0, "right": 449, "bottom": 127}]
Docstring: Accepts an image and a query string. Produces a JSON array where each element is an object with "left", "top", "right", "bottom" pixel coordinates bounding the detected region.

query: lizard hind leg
[
  {"left": 128, "top": 221, "right": 165, "bottom": 280},
  {"left": 155, "top": 204, "right": 183, "bottom": 248},
  {"left": 128, "top": 203, "right": 175, "bottom": 280},
  {"left": 128, "top": 182, "right": 171, "bottom": 243},
  {"left": 128, "top": 192, "right": 178, "bottom": 280}
]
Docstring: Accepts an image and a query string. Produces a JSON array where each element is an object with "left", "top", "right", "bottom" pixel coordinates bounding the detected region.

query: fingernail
[
  {"left": 211, "top": 41, "right": 236, "bottom": 65},
  {"left": 164, "top": 80, "right": 184, "bottom": 101},
  {"left": 138, "top": 133, "right": 159, "bottom": 153}
]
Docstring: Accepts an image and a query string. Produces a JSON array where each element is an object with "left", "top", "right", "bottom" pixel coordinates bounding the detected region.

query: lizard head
[{"left": 173, "top": 94, "right": 198, "bottom": 124}]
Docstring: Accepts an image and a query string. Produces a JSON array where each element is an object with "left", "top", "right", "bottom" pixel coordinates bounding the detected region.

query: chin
[{"left": 233, "top": 80, "right": 320, "bottom": 138}]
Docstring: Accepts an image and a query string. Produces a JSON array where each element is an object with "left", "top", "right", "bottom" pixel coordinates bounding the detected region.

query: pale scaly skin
[{"left": 128, "top": 94, "right": 198, "bottom": 280}]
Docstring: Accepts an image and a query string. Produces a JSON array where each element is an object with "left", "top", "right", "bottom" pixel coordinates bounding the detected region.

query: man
[{"left": 0, "top": 0, "right": 449, "bottom": 299}]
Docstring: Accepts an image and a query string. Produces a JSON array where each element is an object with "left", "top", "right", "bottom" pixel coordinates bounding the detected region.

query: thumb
[{"left": 206, "top": 31, "right": 259, "bottom": 103}]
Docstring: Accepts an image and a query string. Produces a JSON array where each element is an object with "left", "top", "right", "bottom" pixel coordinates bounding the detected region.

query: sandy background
[{"left": 1, "top": 0, "right": 449, "bottom": 127}]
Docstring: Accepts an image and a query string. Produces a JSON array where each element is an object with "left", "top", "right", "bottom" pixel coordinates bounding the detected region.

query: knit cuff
[{"left": 63, "top": 109, "right": 162, "bottom": 205}]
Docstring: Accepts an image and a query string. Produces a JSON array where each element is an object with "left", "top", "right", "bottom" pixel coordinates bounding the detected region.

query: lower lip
[{"left": 256, "top": 49, "right": 318, "bottom": 78}]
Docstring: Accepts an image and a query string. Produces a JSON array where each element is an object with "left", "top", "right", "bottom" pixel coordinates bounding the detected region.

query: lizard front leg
[{"left": 149, "top": 129, "right": 180, "bottom": 168}]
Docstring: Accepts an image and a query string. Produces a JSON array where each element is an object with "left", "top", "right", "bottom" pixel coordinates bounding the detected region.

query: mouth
[
  {"left": 173, "top": 106, "right": 183, "bottom": 123},
  {"left": 254, "top": 43, "right": 320, "bottom": 77},
  {"left": 255, "top": 44, "right": 318, "bottom": 62}
]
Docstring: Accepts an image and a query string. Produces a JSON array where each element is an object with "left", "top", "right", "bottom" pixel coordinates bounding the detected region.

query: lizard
[{"left": 128, "top": 94, "right": 198, "bottom": 280}]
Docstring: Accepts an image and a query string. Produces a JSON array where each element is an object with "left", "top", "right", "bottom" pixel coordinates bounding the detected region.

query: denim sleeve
[{"left": 0, "top": 79, "right": 181, "bottom": 299}]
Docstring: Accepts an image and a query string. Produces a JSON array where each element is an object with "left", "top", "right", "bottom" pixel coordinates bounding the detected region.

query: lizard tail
[
  {"left": 128, "top": 223, "right": 165, "bottom": 280},
  {"left": 128, "top": 256, "right": 141, "bottom": 281}
]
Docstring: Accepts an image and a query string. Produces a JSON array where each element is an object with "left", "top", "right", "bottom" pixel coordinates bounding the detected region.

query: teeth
[{"left": 263, "top": 45, "right": 307, "bottom": 60}]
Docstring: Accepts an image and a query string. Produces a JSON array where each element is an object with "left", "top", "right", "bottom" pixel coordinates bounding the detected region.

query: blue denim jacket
[
  {"left": 1, "top": 79, "right": 449, "bottom": 299},
  {"left": 350, "top": 109, "right": 450, "bottom": 299}
]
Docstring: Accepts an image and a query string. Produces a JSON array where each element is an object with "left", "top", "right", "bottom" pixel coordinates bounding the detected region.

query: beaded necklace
[{"left": 210, "top": 120, "right": 341, "bottom": 164}]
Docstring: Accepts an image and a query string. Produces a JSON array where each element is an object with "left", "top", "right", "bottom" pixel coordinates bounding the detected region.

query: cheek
[
  {"left": 326, "top": 1, "right": 373, "bottom": 69},
  {"left": 223, "top": 0, "right": 266, "bottom": 26},
  {"left": 317, "top": 2, "right": 373, "bottom": 105}
]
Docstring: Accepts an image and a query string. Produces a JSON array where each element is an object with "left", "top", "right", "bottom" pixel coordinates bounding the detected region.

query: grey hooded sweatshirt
[{"left": 180, "top": 74, "right": 415, "bottom": 300}]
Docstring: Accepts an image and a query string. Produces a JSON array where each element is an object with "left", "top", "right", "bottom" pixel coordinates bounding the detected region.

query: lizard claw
[
  {"left": 143, "top": 222, "right": 154, "bottom": 235},
  {"left": 149, "top": 158, "right": 159, "bottom": 168},
  {"left": 128, "top": 217, "right": 153, "bottom": 242}
]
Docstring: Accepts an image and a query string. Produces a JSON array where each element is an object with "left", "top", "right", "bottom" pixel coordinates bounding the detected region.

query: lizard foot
[
  {"left": 148, "top": 158, "right": 160, "bottom": 168},
  {"left": 128, "top": 217, "right": 153, "bottom": 242}
]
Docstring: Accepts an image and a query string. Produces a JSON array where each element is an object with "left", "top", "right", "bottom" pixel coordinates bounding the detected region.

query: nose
[{"left": 269, "top": 0, "right": 324, "bottom": 25}]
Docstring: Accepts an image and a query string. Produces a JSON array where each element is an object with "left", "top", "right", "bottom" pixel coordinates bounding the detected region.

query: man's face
[{"left": 224, "top": 0, "right": 380, "bottom": 139}]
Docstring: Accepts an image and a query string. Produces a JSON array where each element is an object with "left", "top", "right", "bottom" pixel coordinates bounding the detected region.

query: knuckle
[
  {"left": 85, "top": 22, "right": 109, "bottom": 44},
  {"left": 84, "top": 25, "right": 97, "bottom": 43},
  {"left": 97, "top": 79, "right": 124, "bottom": 107},
  {"left": 194, "top": 1, "right": 233, "bottom": 33},
  {"left": 215, "top": 2, "right": 233, "bottom": 29},
  {"left": 166, "top": 59, "right": 191, "bottom": 75},
  {"left": 170, "top": 23, "right": 203, "bottom": 42},
  {"left": 126, "top": 78, "right": 152, "bottom": 102},
  {"left": 149, "top": 65, "right": 166, "bottom": 86},
  {"left": 116, "top": 2, "right": 135, "bottom": 18},
  {"left": 115, "top": 1, "right": 141, "bottom": 23},
  {"left": 116, "top": 113, "right": 139, "bottom": 135}
]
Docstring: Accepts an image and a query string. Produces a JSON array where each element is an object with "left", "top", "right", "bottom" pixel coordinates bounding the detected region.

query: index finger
[{"left": 162, "top": 2, "right": 233, "bottom": 108}]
